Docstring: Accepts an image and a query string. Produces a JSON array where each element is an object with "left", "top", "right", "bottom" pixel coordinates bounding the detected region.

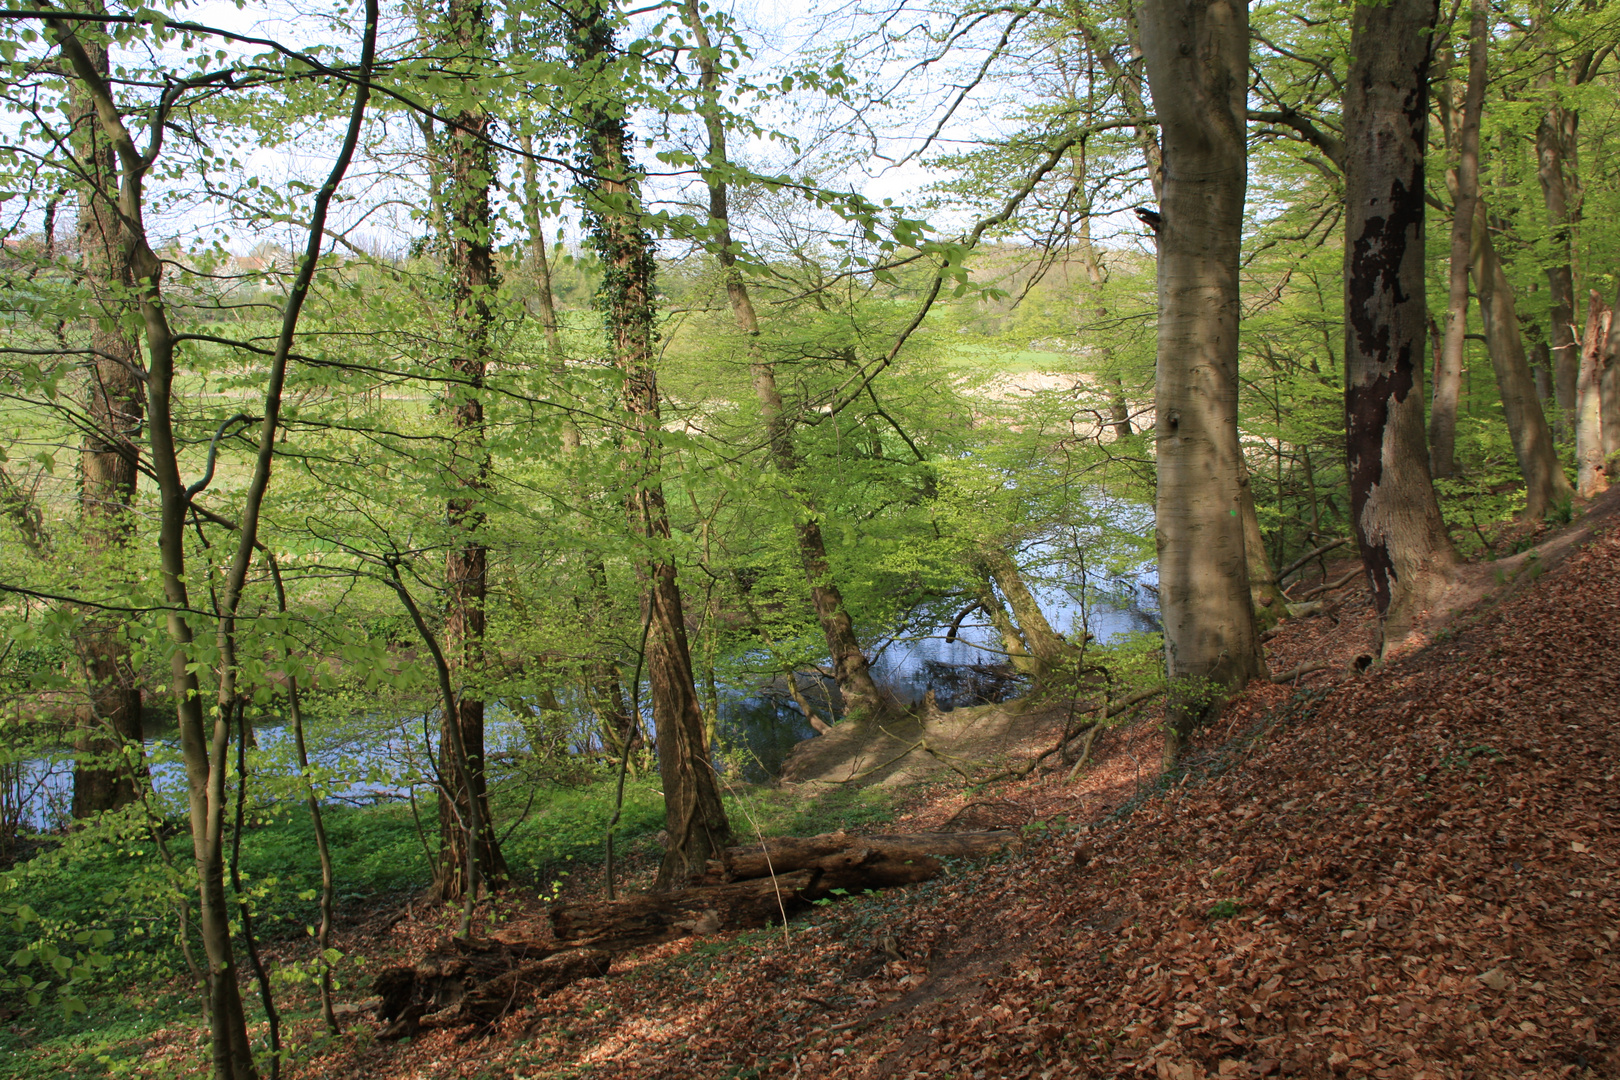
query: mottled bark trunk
[
  {"left": 1341, "top": 0, "right": 1457, "bottom": 654},
  {"left": 574, "top": 1, "right": 729, "bottom": 891},
  {"left": 1471, "top": 200, "right": 1574, "bottom": 519},
  {"left": 680, "top": 0, "right": 885, "bottom": 723},
  {"left": 1575, "top": 291, "right": 1610, "bottom": 497},
  {"left": 1603, "top": 285, "right": 1620, "bottom": 476},
  {"left": 1137, "top": 0, "right": 1265, "bottom": 766},
  {"left": 436, "top": 0, "right": 506, "bottom": 900},
  {"left": 68, "top": 36, "right": 143, "bottom": 818},
  {"left": 1431, "top": 0, "right": 1486, "bottom": 480}
]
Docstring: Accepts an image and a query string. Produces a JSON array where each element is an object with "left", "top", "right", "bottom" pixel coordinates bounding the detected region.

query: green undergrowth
[{"left": 0, "top": 770, "right": 897, "bottom": 1076}]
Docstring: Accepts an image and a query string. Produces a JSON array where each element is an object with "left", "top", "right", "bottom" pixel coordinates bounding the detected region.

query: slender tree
[
  {"left": 68, "top": 28, "right": 143, "bottom": 817},
  {"left": 1603, "top": 284, "right": 1620, "bottom": 475},
  {"left": 679, "top": 0, "right": 887, "bottom": 723},
  {"left": 1575, "top": 290, "right": 1610, "bottom": 497},
  {"left": 433, "top": 0, "right": 508, "bottom": 900},
  {"left": 1341, "top": 0, "right": 1457, "bottom": 652},
  {"left": 1532, "top": 15, "right": 1600, "bottom": 438},
  {"left": 1471, "top": 199, "right": 1575, "bottom": 518},
  {"left": 570, "top": 0, "right": 730, "bottom": 890},
  {"left": 1136, "top": 0, "right": 1266, "bottom": 765},
  {"left": 1431, "top": 0, "right": 1487, "bottom": 479}
]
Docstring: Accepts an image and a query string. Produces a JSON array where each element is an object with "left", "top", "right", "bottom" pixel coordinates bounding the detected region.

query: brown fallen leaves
[{"left": 298, "top": 522, "right": 1618, "bottom": 1080}]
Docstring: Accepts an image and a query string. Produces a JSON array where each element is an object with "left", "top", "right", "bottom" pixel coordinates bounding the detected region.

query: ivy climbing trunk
[
  {"left": 572, "top": 0, "right": 730, "bottom": 891},
  {"left": 680, "top": 0, "right": 885, "bottom": 724},
  {"left": 1137, "top": 0, "right": 1266, "bottom": 766},
  {"left": 1341, "top": 0, "right": 1458, "bottom": 653},
  {"left": 68, "top": 35, "right": 143, "bottom": 817},
  {"left": 435, "top": 0, "right": 507, "bottom": 902}
]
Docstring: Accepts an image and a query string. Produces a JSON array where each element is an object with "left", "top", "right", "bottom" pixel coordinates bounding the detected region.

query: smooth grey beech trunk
[
  {"left": 1431, "top": 0, "right": 1487, "bottom": 480},
  {"left": 1604, "top": 285, "right": 1620, "bottom": 475},
  {"left": 1471, "top": 199, "right": 1575, "bottom": 519},
  {"left": 1575, "top": 292, "right": 1610, "bottom": 497},
  {"left": 1341, "top": 0, "right": 1457, "bottom": 653},
  {"left": 1537, "top": 107, "right": 1580, "bottom": 439},
  {"left": 1137, "top": 0, "right": 1265, "bottom": 766}
]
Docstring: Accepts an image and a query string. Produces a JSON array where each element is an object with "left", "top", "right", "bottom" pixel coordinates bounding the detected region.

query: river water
[{"left": 9, "top": 559, "right": 1159, "bottom": 828}]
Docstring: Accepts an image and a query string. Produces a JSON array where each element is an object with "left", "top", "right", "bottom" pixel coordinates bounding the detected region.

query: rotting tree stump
[{"left": 373, "top": 936, "right": 611, "bottom": 1040}]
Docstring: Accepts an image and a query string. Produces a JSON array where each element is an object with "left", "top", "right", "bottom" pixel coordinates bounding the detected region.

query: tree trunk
[
  {"left": 979, "top": 548, "right": 1075, "bottom": 680},
  {"left": 1603, "top": 284, "right": 1620, "bottom": 477},
  {"left": 1072, "top": 0, "right": 1164, "bottom": 202},
  {"left": 1237, "top": 456, "right": 1287, "bottom": 629},
  {"left": 69, "top": 37, "right": 143, "bottom": 817},
  {"left": 551, "top": 871, "right": 818, "bottom": 950},
  {"left": 1431, "top": 0, "right": 1486, "bottom": 480},
  {"left": 1341, "top": 0, "right": 1458, "bottom": 653},
  {"left": 573, "top": 1, "right": 730, "bottom": 892},
  {"left": 436, "top": 0, "right": 506, "bottom": 901},
  {"left": 518, "top": 129, "right": 633, "bottom": 747},
  {"left": 708, "top": 830, "right": 1019, "bottom": 882},
  {"left": 972, "top": 571, "right": 1035, "bottom": 675},
  {"left": 679, "top": 0, "right": 886, "bottom": 724},
  {"left": 1471, "top": 200, "right": 1575, "bottom": 519},
  {"left": 1533, "top": 338, "right": 1555, "bottom": 414},
  {"left": 375, "top": 939, "right": 612, "bottom": 1039},
  {"left": 1535, "top": 90, "right": 1581, "bottom": 438},
  {"left": 47, "top": 21, "right": 264, "bottom": 1078},
  {"left": 1575, "top": 291, "right": 1610, "bottom": 498},
  {"left": 1136, "top": 0, "right": 1265, "bottom": 766}
]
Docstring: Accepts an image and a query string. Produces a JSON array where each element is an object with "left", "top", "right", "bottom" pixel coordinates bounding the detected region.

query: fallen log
[
  {"left": 545, "top": 832, "right": 1020, "bottom": 952},
  {"left": 708, "top": 830, "right": 1020, "bottom": 883},
  {"left": 549, "top": 869, "right": 818, "bottom": 951},
  {"left": 373, "top": 936, "right": 611, "bottom": 1040}
]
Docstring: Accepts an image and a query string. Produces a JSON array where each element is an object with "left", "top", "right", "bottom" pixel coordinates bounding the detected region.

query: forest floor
[{"left": 17, "top": 493, "right": 1620, "bottom": 1079}]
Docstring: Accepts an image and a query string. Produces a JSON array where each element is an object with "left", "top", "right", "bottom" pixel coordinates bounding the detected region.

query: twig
[
  {"left": 813, "top": 739, "right": 926, "bottom": 785},
  {"left": 1268, "top": 660, "right": 1331, "bottom": 683},
  {"left": 1278, "top": 537, "right": 1350, "bottom": 581},
  {"left": 1298, "top": 568, "right": 1361, "bottom": 600}
]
